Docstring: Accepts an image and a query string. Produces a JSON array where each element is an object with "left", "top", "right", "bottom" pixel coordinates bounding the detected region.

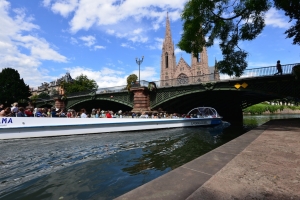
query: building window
[
  {"left": 165, "top": 82, "right": 169, "bottom": 86},
  {"left": 177, "top": 73, "right": 189, "bottom": 85},
  {"left": 197, "top": 53, "right": 201, "bottom": 63},
  {"left": 197, "top": 71, "right": 201, "bottom": 76},
  {"left": 165, "top": 76, "right": 169, "bottom": 80},
  {"left": 165, "top": 52, "right": 168, "bottom": 68}
]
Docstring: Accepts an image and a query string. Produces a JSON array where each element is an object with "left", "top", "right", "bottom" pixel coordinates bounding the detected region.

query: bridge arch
[{"left": 67, "top": 98, "right": 133, "bottom": 112}]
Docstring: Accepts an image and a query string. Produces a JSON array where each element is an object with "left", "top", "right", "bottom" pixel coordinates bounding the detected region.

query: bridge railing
[
  {"left": 96, "top": 85, "right": 127, "bottom": 94},
  {"left": 149, "top": 63, "right": 299, "bottom": 89},
  {"left": 225, "top": 63, "right": 297, "bottom": 79}
]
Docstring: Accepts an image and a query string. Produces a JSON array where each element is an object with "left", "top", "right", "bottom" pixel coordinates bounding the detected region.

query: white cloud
[
  {"left": 129, "top": 35, "right": 148, "bottom": 43},
  {"left": 64, "top": 66, "right": 127, "bottom": 88},
  {"left": 121, "top": 43, "right": 135, "bottom": 49},
  {"left": 174, "top": 48, "right": 183, "bottom": 54},
  {"left": 0, "top": 0, "right": 67, "bottom": 87},
  {"left": 132, "top": 67, "right": 159, "bottom": 81},
  {"left": 44, "top": 0, "right": 187, "bottom": 45},
  {"left": 50, "top": 0, "right": 78, "bottom": 18},
  {"left": 79, "top": 35, "right": 96, "bottom": 47},
  {"left": 106, "top": 29, "right": 115, "bottom": 34},
  {"left": 94, "top": 45, "right": 105, "bottom": 50},
  {"left": 265, "top": 8, "right": 290, "bottom": 29},
  {"left": 147, "top": 37, "right": 163, "bottom": 50},
  {"left": 42, "top": 0, "right": 52, "bottom": 7},
  {"left": 133, "top": 28, "right": 143, "bottom": 34}
]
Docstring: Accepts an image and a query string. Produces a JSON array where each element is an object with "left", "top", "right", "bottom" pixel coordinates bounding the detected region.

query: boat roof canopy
[{"left": 187, "top": 107, "right": 220, "bottom": 117}]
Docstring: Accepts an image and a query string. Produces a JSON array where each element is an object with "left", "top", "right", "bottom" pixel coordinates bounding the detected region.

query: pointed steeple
[
  {"left": 161, "top": 12, "right": 176, "bottom": 84},
  {"left": 164, "top": 12, "right": 173, "bottom": 44}
]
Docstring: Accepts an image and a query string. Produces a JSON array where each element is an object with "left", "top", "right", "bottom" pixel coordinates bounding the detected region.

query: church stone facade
[{"left": 160, "top": 14, "right": 219, "bottom": 86}]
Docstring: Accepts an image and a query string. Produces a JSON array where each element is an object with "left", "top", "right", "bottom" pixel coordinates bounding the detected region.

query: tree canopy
[
  {"left": 60, "top": 74, "right": 98, "bottom": 94},
  {"left": 178, "top": 0, "right": 300, "bottom": 77},
  {"left": 126, "top": 74, "right": 138, "bottom": 91},
  {"left": 0, "top": 68, "right": 31, "bottom": 105}
]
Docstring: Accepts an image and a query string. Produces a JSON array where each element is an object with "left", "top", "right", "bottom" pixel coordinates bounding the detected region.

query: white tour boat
[{"left": 0, "top": 107, "right": 223, "bottom": 140}]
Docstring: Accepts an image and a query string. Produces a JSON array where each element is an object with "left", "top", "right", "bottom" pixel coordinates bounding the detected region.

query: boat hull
[{"left": 0, "top": 117, "right": 222, "bottom": 139}]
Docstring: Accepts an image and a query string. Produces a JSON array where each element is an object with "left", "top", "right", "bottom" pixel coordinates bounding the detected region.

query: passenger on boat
[
  {"left": 41, "top": 108, "right": 48, "bottom": 117},
  {"left": 11, "top": 102, "right": 19, "bottom": 116},
  {"left": 0, "top": 104, "right": 3, "bottom": 112},
  {"left": 0, "top": 107, "right": 13, "bottom": 117},
  {"left": 59, "top": 109, "right": 67, "bottom": 117},
  {"left": 91, "top": 108, "right": 96, "bottom": 118},
  {"left": 106, "top": 111, "right": 112, "bottom": 118},
  {"left": 80, "top": 109, "right": 87, "bottom": 118},
  {"left": 25, "top": 107, "right": 34, "bottom": 117},
  {"left": 17, "top": 107, "right": 26, "bottom": 117},
  {"left": 95, "top": 110, "right": 100, "bottom": 118},
  {"left": 47, "top": 108, "right": 51, "bottom": 117},
  {"left": 51, "top": 108, "right": 57, "bottom": 117},
  {"left": 35, "top": 108, "right": 44, "bottom": 117},
  {"left": 67, "top": 110, "right": 72, "bottom": 118}
]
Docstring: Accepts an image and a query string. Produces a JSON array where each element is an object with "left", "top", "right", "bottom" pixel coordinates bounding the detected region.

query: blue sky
[{"left": 1, "top": 0, "right": 300, "bottom": 88}]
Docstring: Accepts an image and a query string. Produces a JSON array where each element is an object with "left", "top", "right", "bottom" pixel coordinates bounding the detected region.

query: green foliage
[
  {"left": 38, "top": 92, "right": 50, "bottom": 99},
  {"left": 292, "top": 65, "right": 300, "bottom": 80},
  {"left": 49, "top": 88, "right": 59, "bottom": 95},
  {"left": 126, "top": 74, "right": 138, "bottom": 91},
  {"left": 30, "top": 94, "right": 38, "bottom": 103},
  {"left": 61, "top": 74, "right": 98, "bottom": 94},
  {"left": 274, "top": 0, "right": 300, "bottom": 45},
  {"left": 0, "top": 68, "right": 31, "bottom": 104},
  {"left": 178, "top": 0, "right": 300, "bottom": 76},
  {"left": 243, "top": 103, "right": 300, "bottom": 114}
]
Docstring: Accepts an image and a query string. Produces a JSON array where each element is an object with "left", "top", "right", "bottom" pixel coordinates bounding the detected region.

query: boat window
[{"left": 187, "top": 108, "right": 203, "bottom": 118}]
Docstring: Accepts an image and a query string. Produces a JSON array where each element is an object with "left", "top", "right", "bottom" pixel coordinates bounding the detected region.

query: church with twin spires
[{"left": 160, "top": 14, "right": 219, "bottom": 86}]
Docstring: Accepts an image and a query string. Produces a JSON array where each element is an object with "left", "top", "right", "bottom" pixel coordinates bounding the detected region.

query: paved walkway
[{"left": 116, "top": 119, "right": 300, "bottom": 200}]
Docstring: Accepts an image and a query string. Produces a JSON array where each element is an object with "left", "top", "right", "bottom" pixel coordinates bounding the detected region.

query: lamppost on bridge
[{"left": 136, "top": 56, "right": 144, "bottom": 86}]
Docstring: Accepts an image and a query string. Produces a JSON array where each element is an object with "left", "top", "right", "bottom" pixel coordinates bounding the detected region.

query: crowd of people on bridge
[{"left": 0, "top": 103, "right": 185, "bottom": 119}]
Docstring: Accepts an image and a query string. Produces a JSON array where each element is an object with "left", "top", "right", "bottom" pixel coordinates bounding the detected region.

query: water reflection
[{"left": 1, "top": 114, "right": 299, "bottom": 200}]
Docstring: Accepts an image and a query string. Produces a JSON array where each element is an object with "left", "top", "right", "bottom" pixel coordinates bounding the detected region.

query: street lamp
[{"left": 136, "top": 56, "right": 144, "bottom": 85}]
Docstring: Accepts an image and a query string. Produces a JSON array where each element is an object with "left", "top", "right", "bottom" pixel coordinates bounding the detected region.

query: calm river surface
[{"left": 0, "top": 114, "right": 299, "bottom": 200}]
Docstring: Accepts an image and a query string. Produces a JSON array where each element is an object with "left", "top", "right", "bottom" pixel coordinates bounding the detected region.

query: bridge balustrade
[{"left": 149, "top": 63, "right": 299, "bottom": 89}]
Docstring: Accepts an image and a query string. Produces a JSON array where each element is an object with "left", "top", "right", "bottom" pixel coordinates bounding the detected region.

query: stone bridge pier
[{"left": 130, "top": 87, "right": 151, "bottom": 113}]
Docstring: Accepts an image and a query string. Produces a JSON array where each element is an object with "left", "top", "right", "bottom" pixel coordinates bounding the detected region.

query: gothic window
[
  {"left": 177, "top": 73, "right": 189, "bottom": 85},
  {"left": 165, "top": 76, "right": 169, "bottom": 80},
  {"left": 165, "top": 82, "right": 169, "bottom": 86},
  {"left": 197, "top": 78, "right": 201, "bottom": 83},
  {"left": 197, "top": 71, "right": 201, "bottom": 76},
  {"left": 197, "top": 53, "right": 201, "bottom": 63},
  {"left": 165, "top": 52, "right": 168, "bottom": 68}
]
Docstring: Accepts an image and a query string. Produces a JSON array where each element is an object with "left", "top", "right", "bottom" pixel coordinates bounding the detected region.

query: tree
[
  {"left": 0, "top": 68, "right": 31, "bottom": 105},
  {"left": 60, "top": 74, "right": 98, "bottom": 94},
  {"left": 178, "top": 0, "right": 300, "bottom": 77},
  {"left": 38, "top": 92, "right": 50, "bottom": 99},
  {"left": 126, "top": 74, "right": 138, "bottom": 91}
]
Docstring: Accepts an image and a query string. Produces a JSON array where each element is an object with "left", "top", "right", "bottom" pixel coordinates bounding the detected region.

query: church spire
[{"left": 164, "top": 12, "right": 172, "bottom": 44}]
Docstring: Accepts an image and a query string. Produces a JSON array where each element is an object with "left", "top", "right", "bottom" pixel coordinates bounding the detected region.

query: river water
[{"left": 0, "top": 114, "right": 299, "bottom": 200}]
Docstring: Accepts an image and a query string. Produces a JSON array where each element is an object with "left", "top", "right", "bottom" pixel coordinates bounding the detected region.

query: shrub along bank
[{"left": 243, "top": 103, "right": 300, "bottom": 115}]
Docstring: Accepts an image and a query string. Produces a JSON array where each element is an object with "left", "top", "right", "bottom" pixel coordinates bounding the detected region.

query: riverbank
[
  {"left": 244, "top": 108, "right": 300, "bottom": 115},
  {"left": 116, "top": 118, "right": 300, "bottom": 199}
]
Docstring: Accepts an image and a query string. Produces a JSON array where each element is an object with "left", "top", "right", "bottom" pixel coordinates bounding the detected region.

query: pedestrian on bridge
[{"left": 274, "top": 60, "right": 282, "bottom": 75}]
